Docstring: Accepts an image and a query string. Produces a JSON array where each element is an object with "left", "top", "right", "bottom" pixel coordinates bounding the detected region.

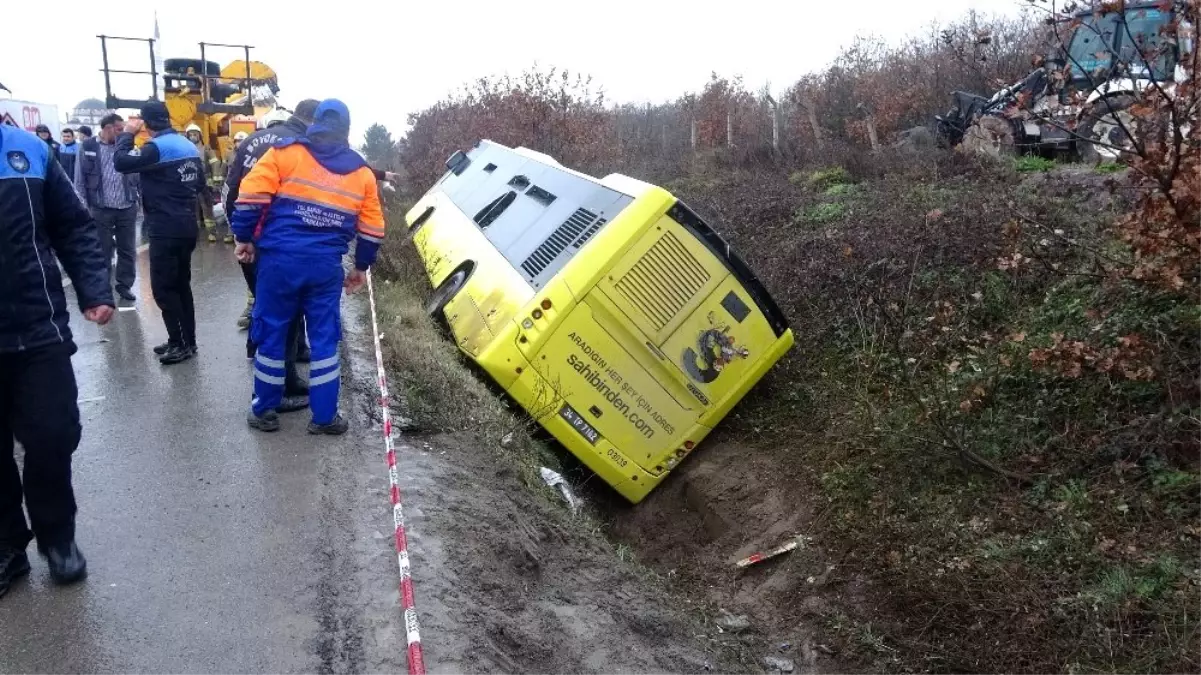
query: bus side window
[{"left": 474, "top": 191, "right": 518, "bottom": 229}]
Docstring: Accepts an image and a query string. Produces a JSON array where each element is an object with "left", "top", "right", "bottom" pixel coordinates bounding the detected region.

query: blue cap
[{"left": 308, "top": 99, "right": 351, "bottom": 141}]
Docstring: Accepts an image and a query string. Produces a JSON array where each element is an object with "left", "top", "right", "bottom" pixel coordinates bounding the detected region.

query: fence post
[
  {"left": 858, "top": 102, "right": 880, "bottom": 153},
  {"left": 765, "top": 94, "right": 780, "bottom": 154},
  {"left": 866, "top": 114, "right": 880, "bottom": 152},
  {"left": 801, "top": 94, "right": 823, "bottom": 149}
]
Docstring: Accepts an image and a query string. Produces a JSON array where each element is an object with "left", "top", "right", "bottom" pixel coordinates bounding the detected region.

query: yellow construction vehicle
[{"left": 98, "top": 36, "right": 280, "bottom": 156}]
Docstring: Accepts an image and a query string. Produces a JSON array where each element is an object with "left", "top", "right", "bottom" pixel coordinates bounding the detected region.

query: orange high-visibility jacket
[{"left": 231, "top": 143, "right": 385, "bottom": 268}]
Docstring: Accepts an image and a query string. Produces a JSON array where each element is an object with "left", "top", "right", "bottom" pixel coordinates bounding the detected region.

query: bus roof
[{"left": 493, "top": 140, "right": 657, "bottom": 199}]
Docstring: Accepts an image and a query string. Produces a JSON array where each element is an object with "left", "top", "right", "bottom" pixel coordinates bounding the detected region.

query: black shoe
[
  {"left": 40, "top": 541, "right": 87, "bottom": 586},
  {"left": 153, "top": 341, "right": 177, "bottom": 355},
  {"left": 158, "top": 344, "right": 194, "bottom": 365},
  {"left": 308, "top": 414, "right": 349, "bottom": 436},
  {"left": 116, "top": 288, "right": 136, "bottom": 302},
  {"left": 248, "top": 410, "right": 281, "bottom": 432},
  {"left": 277, "top": 396, "right": 310, "bottom": 414},
  {"left": 0, "top": 547, "right": 31, "bottom": 599}
]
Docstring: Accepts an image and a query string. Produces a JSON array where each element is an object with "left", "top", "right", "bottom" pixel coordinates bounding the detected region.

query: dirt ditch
[{"left": 600, "top": 439, "right": 859, "bottom": 674}]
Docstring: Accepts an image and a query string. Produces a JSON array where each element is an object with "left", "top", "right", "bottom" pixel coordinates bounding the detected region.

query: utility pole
[
  {"left": 726, "top": 112, "right": 734, "bottom": 148},
  {"left": 690, "top": 119, "right": 697, "bottom": 151}
]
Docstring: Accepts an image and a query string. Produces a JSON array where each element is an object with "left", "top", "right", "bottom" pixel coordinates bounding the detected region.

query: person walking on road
[
  {"left": 114, "top": 102, "right": 205, "bottom": 365},
  {"left": 223, "top": 100, "right": 321, "bottom": 414},
  {"left": 34, "top": 124, "right": 60, "bottom": 164},
  {"left": 0, "top": 124, "right": 114, "bottom": 598},
  {"left": 232, "top": 99, "right": 385, "bottom": 434},
  {"left": 75, "top": 113, "right": 141, "bottom": 303},
  {"left": 58, "top": 128, "right": 78, "bottom": 182}
]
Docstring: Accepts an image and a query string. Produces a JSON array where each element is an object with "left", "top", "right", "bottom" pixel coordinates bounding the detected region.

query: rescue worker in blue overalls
[{"left": 231, "top": 99, "right": 385, "bottom": 434}]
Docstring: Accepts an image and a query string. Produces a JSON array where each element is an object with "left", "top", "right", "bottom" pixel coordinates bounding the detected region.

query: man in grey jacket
[{"left": 75, "top": 114, "right": 140, "bottom": 302}]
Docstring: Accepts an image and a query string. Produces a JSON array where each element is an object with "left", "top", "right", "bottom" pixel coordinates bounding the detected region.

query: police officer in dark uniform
[
  {"left": 114, "top": 102, "right": 205, "bottom": 365},
  {"left": 0, "top": 124, "right": 114, "bottom": 597}
]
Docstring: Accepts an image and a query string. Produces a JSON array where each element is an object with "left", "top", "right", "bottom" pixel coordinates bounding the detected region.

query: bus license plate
[{"left": 559, "top": 404, "right": 600, "bottom": 445}]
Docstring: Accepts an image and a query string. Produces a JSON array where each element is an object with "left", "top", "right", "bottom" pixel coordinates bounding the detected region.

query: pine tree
[{"left": 360, "top": 123, "right": 395, "bottom": 167}]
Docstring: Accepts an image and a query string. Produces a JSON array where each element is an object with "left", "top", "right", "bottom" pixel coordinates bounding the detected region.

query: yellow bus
[{"left": 404, "top": 140, "right": 794, "bottom": 503}]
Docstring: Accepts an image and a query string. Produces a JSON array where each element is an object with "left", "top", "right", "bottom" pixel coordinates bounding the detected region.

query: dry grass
[
  {"left": 376, "top": 150, "right": 1199, "bottom": 672},
  {"left": 371, "top": 208, "right": 562, "bottom": 491}
]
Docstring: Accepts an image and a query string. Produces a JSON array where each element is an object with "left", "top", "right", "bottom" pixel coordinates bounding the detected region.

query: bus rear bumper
[{"left": 505, "top": 365, "right": 663, "bottom": 503}]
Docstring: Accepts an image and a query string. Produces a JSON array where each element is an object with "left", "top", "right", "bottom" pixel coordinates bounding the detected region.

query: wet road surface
[{"left": 0, "top": 243, "right": 411, "bottom": 673}]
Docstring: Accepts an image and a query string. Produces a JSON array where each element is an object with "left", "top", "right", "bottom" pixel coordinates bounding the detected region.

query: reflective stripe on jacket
[{"left": 230, "top": 144, "right": 385, "bottom": 268}]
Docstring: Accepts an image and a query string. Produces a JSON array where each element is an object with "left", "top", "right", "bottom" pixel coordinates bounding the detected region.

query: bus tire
[{"left": 425, "top": 267, "right": 468, "bottom": 327}]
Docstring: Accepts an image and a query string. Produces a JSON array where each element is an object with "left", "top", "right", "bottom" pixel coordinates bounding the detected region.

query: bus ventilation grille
[
  {"left": 614, "top": 231, "right": 710, "bottom": 332},
  {"left": 521, "top": 208, "right": 606, "bottom": 279}
]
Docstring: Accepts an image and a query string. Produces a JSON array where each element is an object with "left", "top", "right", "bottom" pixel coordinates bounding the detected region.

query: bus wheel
[{"left": 425, "top": 268, "right": 468, "bottom": 323}]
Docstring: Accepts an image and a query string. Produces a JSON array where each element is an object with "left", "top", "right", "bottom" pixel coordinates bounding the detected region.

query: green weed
[
  {"left": 806, "top": 166, "right": 853, "bottom": 189},
  {"left": 1084, "top": 557, "right": 1183, "bottom": 609},
  {"left": 1014, "top": 156, "right": 1057, "bottom": 173},
  {"left": 797, "top": 201, "right": 847, "bottom": 225},
  {"left": 825, "top": 182, "right": 858, "bottom": 197},
  {"left": 1054, "top": 479, "right": 1091, "bottom": 511}
]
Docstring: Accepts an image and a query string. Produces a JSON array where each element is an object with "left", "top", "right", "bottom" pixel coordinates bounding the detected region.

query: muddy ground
[
  {"left": 598, "top": 439, "right": 858, "bottom": 673},
  {"left": 346, "top": 312, "right": 778, "bottom": 674}
]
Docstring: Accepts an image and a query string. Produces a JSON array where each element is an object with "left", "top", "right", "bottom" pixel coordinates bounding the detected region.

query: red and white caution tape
[{"left": 365, "top": 269, "right": 426, "bottom": 675}]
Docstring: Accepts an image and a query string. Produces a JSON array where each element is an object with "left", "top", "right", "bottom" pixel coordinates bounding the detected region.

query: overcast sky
[{"left": 6, "top": 0, "right": 1023, "bottom": 142}]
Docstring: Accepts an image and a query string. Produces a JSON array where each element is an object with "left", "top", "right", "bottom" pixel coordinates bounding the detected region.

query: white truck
[{"left": 0, "top": 98, "right": 62, "bottom": 138}]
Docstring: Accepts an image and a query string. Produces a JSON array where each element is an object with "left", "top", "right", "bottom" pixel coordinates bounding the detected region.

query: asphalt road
[{"left": 0, "top": 242, "right": 411, "bottom": 673}]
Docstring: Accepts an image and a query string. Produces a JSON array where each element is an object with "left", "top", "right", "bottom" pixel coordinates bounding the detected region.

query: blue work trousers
[{"left": 250, "top": 252, "right": 343, "bottom": 423}]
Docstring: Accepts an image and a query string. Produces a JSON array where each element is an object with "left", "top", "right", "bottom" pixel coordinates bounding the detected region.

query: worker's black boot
[
  {"left": 277, "top": 396, "right": 310, "bottom": 414},
  {"left": 0, "top": 547, "right": 31, "bottom": 599},
  {"left": 284, "top": 361, "right": 309, "bottom": 398},
  {"left": 247, "top": 410, "right": 281, "bottom": 432},
  {"left": 159, "top": 344, "right": 194, "bottom": 365},
  {"left": 307, "top": 414, "right": 349, "bottom": 436},
  {"left": 39, "top": 541, "right": 87, "bottom": 586},
  {"left": 153, "top": 340, "right": 178, "bottom": 355}
]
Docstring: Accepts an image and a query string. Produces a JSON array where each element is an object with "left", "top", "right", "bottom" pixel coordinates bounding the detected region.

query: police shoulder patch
[{"left": 7, "top": 150, "right": 29, "bottom": 173}]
